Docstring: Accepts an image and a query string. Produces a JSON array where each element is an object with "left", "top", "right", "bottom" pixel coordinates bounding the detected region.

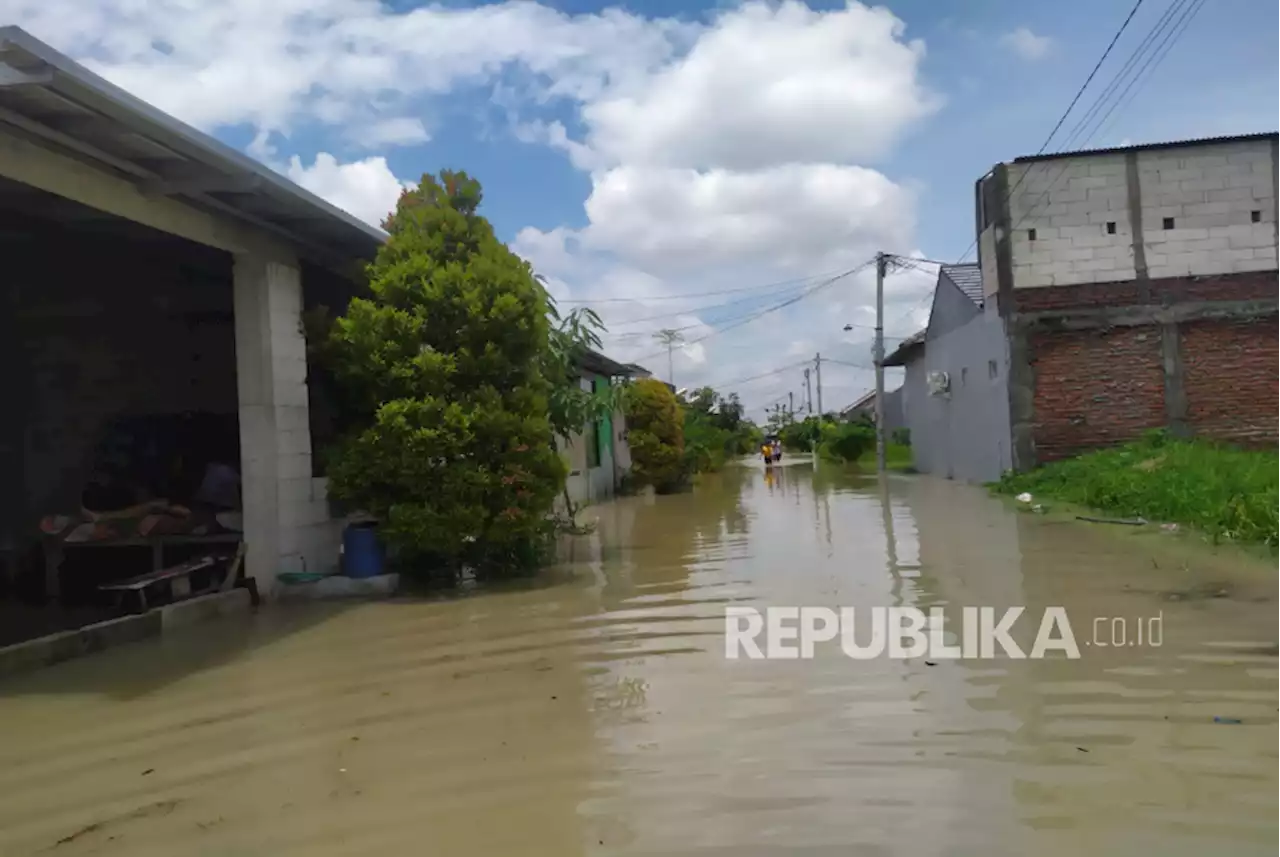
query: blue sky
[{"left": 7, "top": 0, "right": 1276, "bottom": 416}]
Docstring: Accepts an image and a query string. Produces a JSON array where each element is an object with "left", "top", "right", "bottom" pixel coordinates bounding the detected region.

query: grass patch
[
  {"left": 994, "top": 432, "right": 1278, "bottom": 547},
  {"left": 854, "top": 442, "right": 914, "bottom": 471}
]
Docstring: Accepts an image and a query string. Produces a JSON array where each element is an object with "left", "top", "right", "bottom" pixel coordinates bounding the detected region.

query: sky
[{"left": 4, "top": 0, "right": 1276, "bottom": 419}]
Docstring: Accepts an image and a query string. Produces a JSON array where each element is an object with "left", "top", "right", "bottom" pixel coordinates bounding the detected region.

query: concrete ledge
[
  {"left": 0, "top": 589, "right": 254, "bottom": 680},
  {"left": 277, "top": 573, "right": 400, "bottom": 601},
  {"left": 160, "top": 587, "right": 252, "bottom": 632}
]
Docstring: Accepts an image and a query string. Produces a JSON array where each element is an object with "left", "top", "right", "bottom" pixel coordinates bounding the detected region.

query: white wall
[{"left": 1003, "top": 138, "right": 1277, "bottom": 289}]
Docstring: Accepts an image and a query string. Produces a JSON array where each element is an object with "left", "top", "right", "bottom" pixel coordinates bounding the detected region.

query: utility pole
[
  {"left": 788, "top": 391, "right": 794, "bottom": 417},
  {"left": 814, "top": 353, "right": 823, "bottom": 417},
  {"left": 803, "top": 368, "right": 812, "bottom": 413},
  {"left": 654, "top": 329, "right": 683, "bottom": 387},
  {"left": 873, "top": 252, "right": 888, "bottom": 473}
]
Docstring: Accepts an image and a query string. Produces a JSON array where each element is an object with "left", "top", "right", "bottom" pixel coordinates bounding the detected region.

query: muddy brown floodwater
[{"left": 1, "top": 460, "right": 1276, "bottom": 856}]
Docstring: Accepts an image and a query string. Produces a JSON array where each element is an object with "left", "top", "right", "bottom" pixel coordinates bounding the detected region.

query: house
[
  {"left": 885, "top": 265, "right": 1012, "bottom": 483},
  {"left": 560, "top": 350, "right": 637, "bottom": 507},
  {"left": 0, "top": 27, "right": 636, "bottom": 648},
  {"left": 0, "top": 26, "right": 387, "bottom": 619},
  {"left": 976, "top": 132, "right": 1278, "bottom": 468},
  {"left": 839, "top": 387, "right": 905, "bottom": 433}
]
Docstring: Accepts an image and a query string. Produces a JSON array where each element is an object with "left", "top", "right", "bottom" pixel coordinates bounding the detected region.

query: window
[
  {"left": 988, "top": 359, "right": 999, "bottom": 380},
  {"left": 1106, "top": 221, "right": 1117, "bottom": 235},
  {"left": 1251, "top": 210, "right": 1262, "bottom": 223},
  {"left": 1162, "top": 216, "right": 1175, "bottom": 230},
  {"left": 1027, "top": 228, "right": 1037, "bottom": 241}
]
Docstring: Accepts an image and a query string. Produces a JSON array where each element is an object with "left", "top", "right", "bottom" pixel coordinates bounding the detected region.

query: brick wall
[
  {"left": 1182, "top": 319, "right": 1278, "bottom": 446},
  {"left": 1015, "top": 270, "right": 1278, "bottom": 312},
  {"left": 1029, "top": 327, "right": 1166, "bottom": 461}
]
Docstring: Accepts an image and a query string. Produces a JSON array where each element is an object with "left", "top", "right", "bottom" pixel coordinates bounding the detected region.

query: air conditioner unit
[{"left": 927, "top": 371, "right": 950, "bottom": 396}]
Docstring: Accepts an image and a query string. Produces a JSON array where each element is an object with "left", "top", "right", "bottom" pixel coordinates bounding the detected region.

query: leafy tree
[
  {"left": 540, "top": 301, "right": 627, "bottom": 528},
  {"left": 626, "top": 379, "right": 688, "bottom": 493},
  {"left": 322, "top": 171, "right": 565, "bottom": 577}
]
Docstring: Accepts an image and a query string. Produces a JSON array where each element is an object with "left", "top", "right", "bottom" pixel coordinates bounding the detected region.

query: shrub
[
  {"left": 323, "top": 171, "right": 565, "bottom": 577},
  {"left": 626, "top": 379, "right": 688, "bottom": 493},
  {"left": 818, "top": 420, "right": 876, "bottom": 462}
]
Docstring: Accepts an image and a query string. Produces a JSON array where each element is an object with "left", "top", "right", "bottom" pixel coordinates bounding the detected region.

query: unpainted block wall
[{"left": 1005, "top": 138, "right": 1277, "bottom": 289}]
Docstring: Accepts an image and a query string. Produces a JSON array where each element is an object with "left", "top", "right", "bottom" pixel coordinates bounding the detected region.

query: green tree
[
  {"left": 540, "top": 301, "right": 626, "bottom": 528},
  {"left": 626, "top": 378, "right": 688, "bottom": 493},
  {"left": 322, "top": 171, "right": 565, "bottom": 578}
]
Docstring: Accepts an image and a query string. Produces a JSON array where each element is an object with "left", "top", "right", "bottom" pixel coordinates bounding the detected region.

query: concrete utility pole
[
  {"left": 788, "top": 391, "right": 794, "bottom": 417},
  {"left": 654, "top": 329, "right": 683, "bottom": 387},
  {"left": 803, "top": 368, "right": 812, "bottom": 413},
  {"left": 873, "top": 252, "right": 888, "bottom": 473},
  {"left": 814, "top": 353, "right": 823, "bottom": 417}
]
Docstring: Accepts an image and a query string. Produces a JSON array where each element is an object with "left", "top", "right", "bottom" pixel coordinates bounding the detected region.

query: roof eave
[{"left": 0, "top": 27, "right": 388, "bottom": 260}]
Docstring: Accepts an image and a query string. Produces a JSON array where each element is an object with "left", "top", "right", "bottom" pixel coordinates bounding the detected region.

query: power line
[
  {"left": 629, "top": 262, "right": 872, "bottom": 365},
  {"left": 559, "top": 269, "right": 846, "bottom": 304},
  {"left": 701, "top": 359, "right": 814, "bottom": 391},
  {"left": 954, "top": 0, "right": 1149, "bottom": 263},
  {"left": 1001, "top": 0, "right": 1207, "bottom": 239}
]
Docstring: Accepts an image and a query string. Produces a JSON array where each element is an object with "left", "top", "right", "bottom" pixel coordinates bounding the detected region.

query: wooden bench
[
  {"left": 42, "top": 532, "right": 242, "bottom": 600},
  {"left": 99, "top": 555, "right": 225, "bottom": 613}
]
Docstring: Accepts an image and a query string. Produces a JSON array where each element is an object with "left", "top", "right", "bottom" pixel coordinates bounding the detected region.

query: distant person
[{"left": 761, "top": 441, "right": 774, "bottom": 466}]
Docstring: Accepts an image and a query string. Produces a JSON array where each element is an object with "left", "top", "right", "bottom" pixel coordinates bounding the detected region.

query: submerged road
[{"left": 0, "top": 460, "right": 1275, "bottom": 855}]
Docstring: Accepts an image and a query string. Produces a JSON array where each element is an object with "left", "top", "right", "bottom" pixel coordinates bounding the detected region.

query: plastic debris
[
  {"left": 1212, "top": 716, "right": 1242, "bottom": 725},
  {"left": 1016, "top": 492, "right": 1033, "bottom": 503}
]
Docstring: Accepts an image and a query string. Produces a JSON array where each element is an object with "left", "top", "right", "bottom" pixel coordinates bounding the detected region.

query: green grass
[
  {"left": 994, "top": 432, "right": 1279, "bottom": 547},
  {"left": 854, "top": 442, "right": 914, "bottom": 471}
]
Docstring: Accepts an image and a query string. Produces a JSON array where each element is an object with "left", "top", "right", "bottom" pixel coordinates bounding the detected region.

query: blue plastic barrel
[{"left": 342, "top": 523, "right": 384, "bottom": 578}]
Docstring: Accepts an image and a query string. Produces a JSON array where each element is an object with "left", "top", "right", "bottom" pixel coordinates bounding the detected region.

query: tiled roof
[{"left": 940, "top": 264, "right": 983, "bottom": 308}]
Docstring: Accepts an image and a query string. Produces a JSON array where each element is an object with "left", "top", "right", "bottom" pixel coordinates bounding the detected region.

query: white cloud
[
  {"left": 350, "top": 117, "right": 431, "bottom": 149},
  {"left": 286, "top": 153, "right": 409, "bottom": 227},
  {"left": 578, "top": 163, "right": 915, "bottom": 273},
  {"left": 5, "top": 0, "right": 686, "bottom": 135},
  {"left": 578, "top": 1, "right": 937, "bottom": 171},
  {"left": 1001, "top": 27, "right": 1052, "bottom": 61},
  {"left": 4, "top": 0, "right": 942, "bottom": 415}
]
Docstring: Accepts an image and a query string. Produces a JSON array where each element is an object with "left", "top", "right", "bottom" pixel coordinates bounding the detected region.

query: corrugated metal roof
[
  {"left": 1011, "top": 131, "right": 1277, "bottom": 164},
  {"left": 940, "top": 263, "right": 983, "bottom": 308},
  {"left": 0, "top": 26, "right": 386, "bottom": 266}
]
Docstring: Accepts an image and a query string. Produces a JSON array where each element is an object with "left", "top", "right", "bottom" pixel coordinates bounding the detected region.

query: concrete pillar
[{"left": 233, "top": 254, "right": 333, "bottom": 596}]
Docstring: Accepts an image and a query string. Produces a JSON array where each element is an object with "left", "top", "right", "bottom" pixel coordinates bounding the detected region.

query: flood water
[{"left": 1, "top": 459, "right": 1276, "bottom": 856}]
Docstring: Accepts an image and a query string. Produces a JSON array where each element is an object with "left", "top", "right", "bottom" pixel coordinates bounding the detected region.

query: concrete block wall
[
  {"left": 1003, "top": 138, "right": 1277, "bottom": 290},
  {"left": 1007, "top": 154, "right": 1138, "bottom": 288},
  {"left": 1137, "top": 142, "right": 1277, "bottom": 277}
]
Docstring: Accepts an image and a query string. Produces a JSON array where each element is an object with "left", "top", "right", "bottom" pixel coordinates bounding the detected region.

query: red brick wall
[
  {"left": 1182, "top": 319, "right": 1279, "bottom": 446},
  {"left": 1030, "top": 327, "right": 1167, "bottom": 461},
  {"left": 1016, "top": 271, "right": 1277, "bottom": 312}
]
